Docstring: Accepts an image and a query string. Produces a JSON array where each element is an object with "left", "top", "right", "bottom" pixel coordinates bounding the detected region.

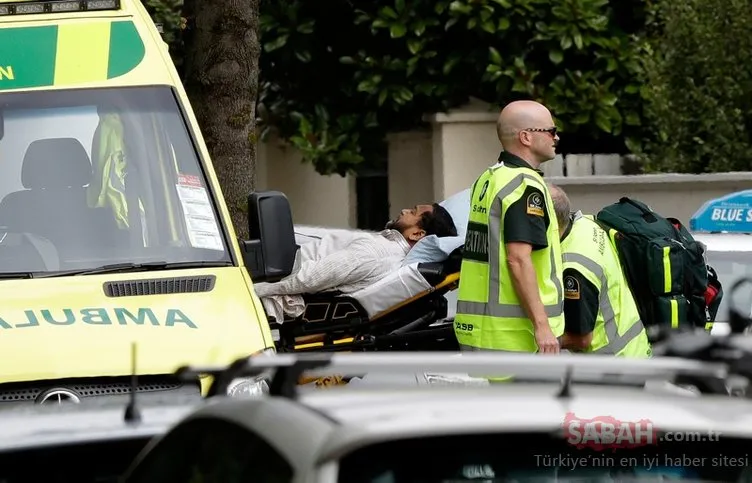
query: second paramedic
[
  {"left": 548, "top": 184, "right": 651, "bottom": 357},
  {"left": 455, "top": 100, "right": 565, "bottom": 354}
]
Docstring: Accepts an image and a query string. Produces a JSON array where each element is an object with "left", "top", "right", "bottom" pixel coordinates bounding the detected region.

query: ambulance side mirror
[{"left": 241, "top": 191, "right": 297, "bottom": 283}]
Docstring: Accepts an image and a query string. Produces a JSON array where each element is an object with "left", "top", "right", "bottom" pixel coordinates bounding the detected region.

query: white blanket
[{"left": 258, "top": 226, "right": 408, "bottom": 323}]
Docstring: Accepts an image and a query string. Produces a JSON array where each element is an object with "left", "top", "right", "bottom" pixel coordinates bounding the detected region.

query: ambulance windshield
[{"left": 0, "top": 85, "right": 230, "bottom": 274}]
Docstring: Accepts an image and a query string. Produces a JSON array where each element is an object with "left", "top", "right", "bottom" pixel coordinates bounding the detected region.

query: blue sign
[{"left": 690, "top": 190, "right": 752, "bottom": 233}]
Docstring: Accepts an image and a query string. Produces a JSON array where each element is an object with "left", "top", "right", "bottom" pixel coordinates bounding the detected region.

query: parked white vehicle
[
  {"left": 689, "top": 190, "right": 752, "bottom": 336},
  {"left": 122, "top": 347, "right": 752, "bottom": 483}
]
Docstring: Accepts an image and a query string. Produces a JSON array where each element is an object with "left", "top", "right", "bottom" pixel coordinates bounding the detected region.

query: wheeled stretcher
[{"left": 269, "top": 248, "right": 462, "bottom": 353}]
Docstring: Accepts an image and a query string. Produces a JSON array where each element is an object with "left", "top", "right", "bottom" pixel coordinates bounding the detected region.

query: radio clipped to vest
[{"left": 595, "top": 197, "right": 723, "bottom": 335}]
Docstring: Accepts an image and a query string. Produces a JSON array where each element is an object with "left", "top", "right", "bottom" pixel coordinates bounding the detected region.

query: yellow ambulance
[{"left": 0, "top": 0, "right": 297, "bottom": 404}]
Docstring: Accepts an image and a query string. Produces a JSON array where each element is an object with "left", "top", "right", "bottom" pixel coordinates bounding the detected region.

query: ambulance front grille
[
  {"left": 103, "top": 275, "right": 216, "bottom": 297},
  {"left": 0, "top": 375, "right": 201, "bottom": 404}
]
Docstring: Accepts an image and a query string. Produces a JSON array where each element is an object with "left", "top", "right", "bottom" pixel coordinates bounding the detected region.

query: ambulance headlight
[
  {"left": 226, "top": 347, "right": 275, "bottom": 397},
  {"left": 227, "top": 376, "right": 269, "bottom": 397}
]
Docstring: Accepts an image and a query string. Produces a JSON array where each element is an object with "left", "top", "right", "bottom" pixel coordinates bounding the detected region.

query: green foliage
[
  {"left": 258, "top": 0, "right": 647, "bottom": 175},
  {"left": 636, "top": 0, "right": 752, "bottom": 173},
  {"left": 142, "top": 0, "right": 185, "bottom": 67}
]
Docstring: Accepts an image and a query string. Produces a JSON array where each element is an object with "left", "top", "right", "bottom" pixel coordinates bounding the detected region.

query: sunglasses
[{"left": 524, "top": 127, "right": 558, "bottom": 136}]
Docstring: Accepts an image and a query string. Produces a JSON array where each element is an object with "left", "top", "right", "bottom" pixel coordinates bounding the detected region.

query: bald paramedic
[
  {"left": 455, "top": 100, "right": 565, "bottom": 354},
  {"left": 548, "top": 184, "right": 651, "bottom": 357}
]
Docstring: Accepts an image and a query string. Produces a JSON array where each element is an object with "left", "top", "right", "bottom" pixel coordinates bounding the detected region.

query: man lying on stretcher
[{"left": 254, "top": 203, "right": 457, "bottom": 322}]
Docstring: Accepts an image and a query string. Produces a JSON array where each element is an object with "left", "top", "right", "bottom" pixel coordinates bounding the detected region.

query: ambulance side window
[{"left": 125, "top": 417, "right": 294, "bottom": 483}]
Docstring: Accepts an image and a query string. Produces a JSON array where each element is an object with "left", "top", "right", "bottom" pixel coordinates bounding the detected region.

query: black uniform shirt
[
  {"left": 561, "top": 215, "right": 601, "bottom": 334},
  {"left": 498, "top": 151, "right": 550, "bottom": 251}
]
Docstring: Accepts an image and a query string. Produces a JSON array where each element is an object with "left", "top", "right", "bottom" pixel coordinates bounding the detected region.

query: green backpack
[{"left": 595, "top": 197, "right": 723, "bottom": 333}]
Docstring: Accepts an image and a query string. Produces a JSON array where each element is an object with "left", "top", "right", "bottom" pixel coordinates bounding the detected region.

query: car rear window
[
  {"left": 0, "top": 436, "right": 152, "bottom": 483},
  {"left": 338, "top": 432, "right": 752, "bottom": 482}
]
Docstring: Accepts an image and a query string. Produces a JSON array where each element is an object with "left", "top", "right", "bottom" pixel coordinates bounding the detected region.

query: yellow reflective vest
[
  {"left": 87, "top": 111, "right": 129, "bottom": 229},
  {"left": 455, "top": 163, "right": 564, "bottom": 352},
  {"left": 561, "top": 212, "right": 651, "bottom": 357},
  {"left": 87, "top": 110, "right": 148, "bottom": 245}
]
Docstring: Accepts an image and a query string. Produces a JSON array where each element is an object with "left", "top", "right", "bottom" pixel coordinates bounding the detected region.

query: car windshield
[
  {"left": 704, "top": 251, "right": 752, "bottom": 322},
  {"left": 338, "top": 432, "right": 752, "bottom": 482},
  {"left": 0, "top": 86, "right": 230, "bottom": 274}
]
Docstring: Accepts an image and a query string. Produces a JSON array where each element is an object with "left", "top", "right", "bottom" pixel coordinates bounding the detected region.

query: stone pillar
[
  {"left": 425, "top": 98, "right": 500, "bottom": 200},
  {"left": 386, "top": 130, "right": 434, "bottom": 218}
]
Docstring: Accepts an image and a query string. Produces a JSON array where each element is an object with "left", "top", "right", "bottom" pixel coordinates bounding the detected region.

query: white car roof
[
  {"left": 693, "top": 232, "right": 752, "bottom": 252},
  {"left": 163, "top": 352, "right": 752, "bottom": 467},
  {"left": 304, "top": 384, "right": 752, "bottom": 461},
  {"left": 0, "top": 396, "right": 201, "bottom": 452}
]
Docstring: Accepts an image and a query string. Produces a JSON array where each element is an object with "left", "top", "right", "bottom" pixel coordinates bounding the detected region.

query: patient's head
[{"left": 386, "top": 203, "right": 457, "bottom": 244}]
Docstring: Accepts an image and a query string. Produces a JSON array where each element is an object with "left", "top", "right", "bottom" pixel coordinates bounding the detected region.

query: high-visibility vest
[
  {"left": 455, "top": 163, "right": 564, "bottom": 353},
  {"left": 87, "top": 111, "right": 149, "bottom": 246},
  {"left": 87, "top": 111, "right": 129, "bottom": 230},
  {"left": 561, "top": 212, "right": 651, "bottom": 357}
]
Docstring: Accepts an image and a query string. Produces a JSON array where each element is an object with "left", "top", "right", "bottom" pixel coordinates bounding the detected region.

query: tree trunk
[{"left": 181, "top": 0, "right": 260, "bottom": 240}]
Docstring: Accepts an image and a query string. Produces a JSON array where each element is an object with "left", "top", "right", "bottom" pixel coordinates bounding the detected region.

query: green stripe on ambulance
[{"left": 0, "top": 20, "right": 144, "bottom": 91}]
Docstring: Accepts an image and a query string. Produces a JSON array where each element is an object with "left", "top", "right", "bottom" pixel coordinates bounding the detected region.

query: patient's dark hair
[{"left": 419, "top": 203, "right": 458, "bottom": 238}]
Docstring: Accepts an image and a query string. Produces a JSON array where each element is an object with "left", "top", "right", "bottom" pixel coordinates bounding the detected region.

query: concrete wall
[
  {"left": 548, "top": 173, "right": 752, "bottom": 226},
  {"left": 387, "top": 131, "right": 434, "bottom": 219},
  {"left": 254, "top": 99, "right": 752, "bottom": 229},
  {"left": 255, "top": 133, "right": 357, "bottom": 228},
  {"left": 387, "top": 98, "right": 752, "bottom": 222}
]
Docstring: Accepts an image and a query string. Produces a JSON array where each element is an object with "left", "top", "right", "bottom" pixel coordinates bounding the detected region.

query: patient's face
[{"left": 385, "top": 204, "right": 434, "bottom": 242}]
